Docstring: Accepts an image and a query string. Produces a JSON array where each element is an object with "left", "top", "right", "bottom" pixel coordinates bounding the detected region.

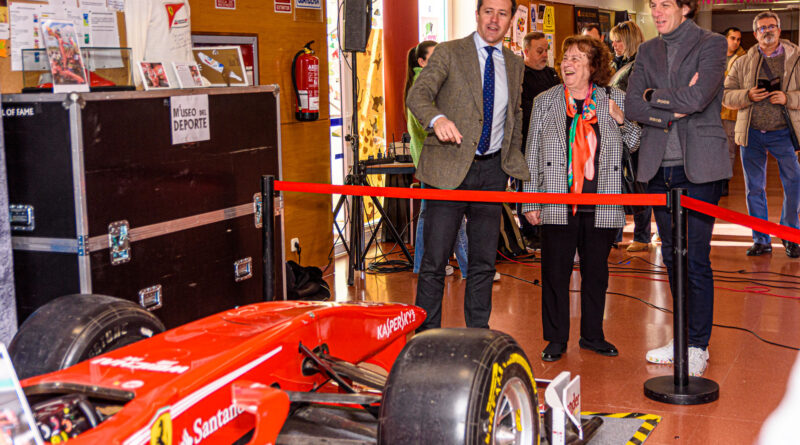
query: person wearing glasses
[
  {"left": 723, "top": 11, "right": 800, "bottom": 259},
  {"left": 625, "top": 0, "right": 729, "bottom": 377},
  {"left": 523, "top": 36, "right": 640, "bottom": 362}
]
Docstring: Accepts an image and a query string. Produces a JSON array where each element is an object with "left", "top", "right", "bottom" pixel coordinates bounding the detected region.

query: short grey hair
[{"left": 753, "top": 11, "right": 780, "bottom": 33}]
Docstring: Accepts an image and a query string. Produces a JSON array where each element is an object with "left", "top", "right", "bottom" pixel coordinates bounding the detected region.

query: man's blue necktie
[{"left": 477, "top": 46, "right": 495, "bottom": 155}]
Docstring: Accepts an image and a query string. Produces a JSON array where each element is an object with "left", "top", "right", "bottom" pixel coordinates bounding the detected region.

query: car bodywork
[{"left": 21, "top": 301, "right": 424, "bottom": 444}]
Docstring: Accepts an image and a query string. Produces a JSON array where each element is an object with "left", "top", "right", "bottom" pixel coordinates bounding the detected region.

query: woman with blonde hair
[{"left": 609, "top": 20, "right": 652, "bottom": 253}]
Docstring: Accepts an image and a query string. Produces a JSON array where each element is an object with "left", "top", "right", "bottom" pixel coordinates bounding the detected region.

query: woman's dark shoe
[
  {"left": 746, "top": 243, "right": 772, "bottom": 256},
  {"left": 579, "top": 338, "right": 618, "bottom": 357},
  {"left": 542, "top": 342, "right": 567, "bottom": 362}
]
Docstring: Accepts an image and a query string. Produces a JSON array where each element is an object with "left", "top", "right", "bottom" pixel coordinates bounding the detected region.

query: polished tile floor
[{"left": 322, "top": 157, "right": 800, "bottom": 444}]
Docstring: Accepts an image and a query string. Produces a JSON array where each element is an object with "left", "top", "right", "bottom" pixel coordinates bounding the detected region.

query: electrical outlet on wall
[{"left": 290, "top": 238, "right": 300, "bottom": 252}]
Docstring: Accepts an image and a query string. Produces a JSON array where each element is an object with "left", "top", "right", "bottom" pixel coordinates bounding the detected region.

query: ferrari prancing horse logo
[
  {"left": 150, "top": 408, "right": 173, "bottom": 445},
  {"left": 165, "top": 3, "right": 185, "bottom": 29}
]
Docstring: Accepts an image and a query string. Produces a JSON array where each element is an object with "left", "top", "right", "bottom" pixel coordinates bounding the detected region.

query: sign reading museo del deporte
[{"left": 170, "top": 94, "right": 211, "bottom": 145}]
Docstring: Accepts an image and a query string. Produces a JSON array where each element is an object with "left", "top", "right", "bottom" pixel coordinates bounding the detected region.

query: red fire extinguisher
[{"left": 292, "top": 41, "right": 320, "bottom": 122}]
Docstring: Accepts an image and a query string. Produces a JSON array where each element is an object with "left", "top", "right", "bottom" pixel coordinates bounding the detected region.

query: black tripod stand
[{"left": 332, "top": 52, "right": 412, "bottom": 286}]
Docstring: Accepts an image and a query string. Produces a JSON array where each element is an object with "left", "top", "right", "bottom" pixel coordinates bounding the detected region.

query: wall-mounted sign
[
  {"left": 296, "top": 0, "right": 321, "bottom": 10},
  {"left": 542, "top": 6, "right": 555, "bottom": 33},
  {"left": 216, "top": 0, "right": 236, "bottom": 10},
  {"left": 275, "top": 0, "right": 291, "bottom": 13}
]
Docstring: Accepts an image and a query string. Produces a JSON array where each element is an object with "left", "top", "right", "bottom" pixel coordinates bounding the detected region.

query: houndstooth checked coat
[{"left": 522, "top": 84, "right": 641, "bottom": 228}]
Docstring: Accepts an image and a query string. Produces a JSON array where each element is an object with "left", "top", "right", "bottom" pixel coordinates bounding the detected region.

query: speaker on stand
[
  {"left": 332, "top": 0, "right": 412, "bottom": 285},
  {"left": 343, "top": 0, "right": 372, "bottom": 52}
]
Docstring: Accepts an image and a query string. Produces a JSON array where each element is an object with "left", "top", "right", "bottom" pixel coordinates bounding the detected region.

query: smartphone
[{"left": 757, "top": 78, "right": 781, "bottom": 92}]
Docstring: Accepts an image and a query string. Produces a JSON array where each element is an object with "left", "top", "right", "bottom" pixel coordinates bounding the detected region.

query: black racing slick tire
[
  {"left": 378, "top": 328, "right": 539, "bottom": 445},
  {"left": 9, "top": 294, "right": 165, "bottom": 379}
]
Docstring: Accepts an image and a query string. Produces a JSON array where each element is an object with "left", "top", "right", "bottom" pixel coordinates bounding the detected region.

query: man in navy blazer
[{"left": 625, "top": 0, "right": 730, "bottom": 377}]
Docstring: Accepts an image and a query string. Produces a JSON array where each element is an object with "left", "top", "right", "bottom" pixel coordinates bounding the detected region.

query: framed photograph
[
  {"left": 40, "top": 19, "right": 89, "bottom": 93},
  {"left": 192, "top": 46, "right": 248, "bottom": 87},
  {"left": 173, "top": 61, "right": 205, "bottom": 88},
  {"left": 138, "top": 61, "right": 172, "bottom": 90}
]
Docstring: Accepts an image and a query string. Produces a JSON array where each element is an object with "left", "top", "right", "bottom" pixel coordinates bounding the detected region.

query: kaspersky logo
[{"left": 165, "top": 3, "right": 185, "bottom": 29}]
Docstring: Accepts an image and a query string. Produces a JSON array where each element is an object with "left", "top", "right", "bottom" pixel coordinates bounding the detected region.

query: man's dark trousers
[
  {"left": 648, "top": 166, "right": 723, "bottom": 349},
  {"left": 416, "top": 155, "right": 507, "bottom": 331}
]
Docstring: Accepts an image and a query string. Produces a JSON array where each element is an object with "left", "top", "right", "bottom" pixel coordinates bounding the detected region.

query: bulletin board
[{"left": 0, "top": 0, "right": 127, "bottom": 94}]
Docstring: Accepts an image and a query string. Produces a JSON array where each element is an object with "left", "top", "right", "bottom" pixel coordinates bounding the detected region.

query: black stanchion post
[
  {"left": 262, "top": 175, "right": 275, "bottom": 301},
  {"left": 643, "top": 188, "right": 719, "bottom": 405}
]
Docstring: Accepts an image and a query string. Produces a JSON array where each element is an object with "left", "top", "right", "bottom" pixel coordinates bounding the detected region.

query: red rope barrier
[
  {"left": 273, "top": 180, "right": 800, "bottom": 245},
  {"left": 681, "top": 196, "right": 800, "bottom": 245},
  {"left": 274, "top": 181, "right": 665, "bottom": 206}
]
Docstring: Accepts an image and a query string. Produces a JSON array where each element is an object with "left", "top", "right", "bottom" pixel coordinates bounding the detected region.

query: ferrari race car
[{"left": 9, "top": 297, "right": 540, "bottom": 444}]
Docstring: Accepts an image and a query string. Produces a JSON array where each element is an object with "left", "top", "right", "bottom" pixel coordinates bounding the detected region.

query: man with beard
[
  {"left": 720, "top": 27, "right": 745, "bottom": 196},
  {"left": 723, "top": 11, "right": 800, "bottom": 259}
]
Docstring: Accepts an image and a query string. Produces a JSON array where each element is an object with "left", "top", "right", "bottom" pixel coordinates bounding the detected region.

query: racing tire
[
  {"left": 378, "top": 328, "right": 539, "bottom": 445},
  {"left": 9, "top": 294, "right": 165, "bottom": 379}
]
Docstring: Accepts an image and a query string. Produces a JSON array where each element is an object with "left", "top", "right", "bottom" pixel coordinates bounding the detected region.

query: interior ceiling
[{"left": 710, "top": 1, "right": 800, "bottom": 12}]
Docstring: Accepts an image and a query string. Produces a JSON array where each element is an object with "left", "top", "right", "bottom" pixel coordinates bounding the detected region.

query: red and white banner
[{"left": 275, "top": 0, "right": 292, "bottom": 13}]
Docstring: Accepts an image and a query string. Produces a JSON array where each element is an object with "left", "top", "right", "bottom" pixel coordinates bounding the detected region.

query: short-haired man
[
  {"left": 517, "top": 31, "right": 559, "bottom": 246},
  {"left": 407, "top": 0, "right": 529, "bottom": 331},
  {"left": 723, "top": 12, "right": 800, "bottom": 259},
  {"left": 581, "top": 23, "right": 602, "bottom": 41},
  {"left": 626, "top": 0, "right": 730, "bottom": 376},
  {"left": 720, "top": 27, "right": 745, "bottom": 196}
]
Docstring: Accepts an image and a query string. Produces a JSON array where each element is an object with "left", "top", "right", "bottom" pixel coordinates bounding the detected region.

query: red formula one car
[{"left": 10, "top": 298, "right": 539, "bottom": 445}]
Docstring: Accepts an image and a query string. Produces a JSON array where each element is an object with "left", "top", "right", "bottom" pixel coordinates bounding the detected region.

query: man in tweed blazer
[{"left": 407, "top": 0, "right": 529, "bottom": 331}]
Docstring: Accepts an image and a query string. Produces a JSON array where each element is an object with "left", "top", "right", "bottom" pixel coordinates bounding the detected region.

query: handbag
[
  {"left": 760, "top": 56, "right": 800, "bottom": 152},
  {"left": 605, "top": 86, "right": 648, "bottom": 215},
  {"left": 621, "top": 143, "right": 648, "bottom": 216}
]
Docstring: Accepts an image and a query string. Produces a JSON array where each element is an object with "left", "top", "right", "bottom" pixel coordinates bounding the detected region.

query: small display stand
[{"left": 21, "top": 47, "right": 135, "bottom": 93}]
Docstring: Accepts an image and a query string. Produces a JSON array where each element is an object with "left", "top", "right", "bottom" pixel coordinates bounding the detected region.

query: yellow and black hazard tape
[{"left": 580, "top": 412, "right": 662, "bottom": 445}]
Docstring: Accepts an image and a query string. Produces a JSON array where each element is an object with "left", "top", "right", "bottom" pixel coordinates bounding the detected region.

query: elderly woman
[{"left": 523, "top": 35, "right": 641, "bottom": 362}]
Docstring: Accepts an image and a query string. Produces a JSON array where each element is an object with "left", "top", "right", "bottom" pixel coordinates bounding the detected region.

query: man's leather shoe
[
  {"left": 579, "top": 338, "right": 619, "bottom": 357},
  {"left": 542, "top": 342, "right": 567, "bottom": 362},
  {"left": 746, "top": 243, "right": 772, "bottom": 256},
  {"left": 783, "top": 240, "right": 800, "bottom": 258}
]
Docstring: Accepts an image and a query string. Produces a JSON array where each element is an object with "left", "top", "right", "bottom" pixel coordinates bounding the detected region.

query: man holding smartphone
[{"left": 723, "top": 11, "right": 800, "bottom": 258}]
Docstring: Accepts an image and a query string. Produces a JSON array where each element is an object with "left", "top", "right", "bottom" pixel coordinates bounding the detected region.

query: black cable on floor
[{"left": 500, "top": 271, "right": 800, "bottom": 351}]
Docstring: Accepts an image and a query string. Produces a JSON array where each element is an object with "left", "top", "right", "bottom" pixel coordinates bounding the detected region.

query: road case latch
[
  {"left": 108, "top": 220, "right": 131, "bottom": 265},
  {"left": 253, "top": 193, "right": 263, "bottom": 228},
  {"left": 138, "top": 285, "right": 162, "bottom": 311},
  {"left": 9, "top": 204, "right": 34, "bottom": 231},
  {"left": 234, "top": 257, "right": 253, "bottom": 282}
]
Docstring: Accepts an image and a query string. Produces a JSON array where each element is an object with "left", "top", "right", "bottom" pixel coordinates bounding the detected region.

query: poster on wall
[
  {"left": 511, "top": 5, "right": 527, "bottom": 56},
  {"left": 598, "top": 11, "right": 612, "bottom": 41},
  {"left": 545, "top": 32, "right": 554, "bottom": 67},
  {"left": 529, "top": 3, "right": 537, "bottom": 32},
  {"left": 542, "top": 6, "right": 554, "bottom": 33},
  {"left": 274, "top": 0, "right": 291, "bottom": 13}
]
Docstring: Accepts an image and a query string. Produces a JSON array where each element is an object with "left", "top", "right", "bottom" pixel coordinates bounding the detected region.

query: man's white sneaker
[
  {"left": 646, "top": 339, "right": 674, "bottom": 364},
  {"left": 688, "top": 347, "right": 709, "bottom": 376},
  {"left": 445, "top": 265, "right": 454, "bottom": 276},
  {"left": 494, "top": 272, "right": 501, "bottom": 281}
]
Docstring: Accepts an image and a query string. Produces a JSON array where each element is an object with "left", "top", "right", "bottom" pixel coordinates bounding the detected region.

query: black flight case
[{"left": 4, "top": 86, "right": 286, "bottom": 329}]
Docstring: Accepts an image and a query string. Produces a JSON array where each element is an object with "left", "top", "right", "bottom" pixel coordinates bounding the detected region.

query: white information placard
[{"left": 171, "top": 94, "right": 210, "bottom": 145}]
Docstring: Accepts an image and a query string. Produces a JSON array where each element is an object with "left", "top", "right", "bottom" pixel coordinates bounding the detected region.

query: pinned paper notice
[{"left": 171, "top": 95, "right": 211, "bottom": 145}]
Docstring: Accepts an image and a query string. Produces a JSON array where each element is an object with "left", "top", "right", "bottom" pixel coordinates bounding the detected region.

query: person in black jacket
[{"left": 518, "top": 32, "right": 560, "bottom": 247}]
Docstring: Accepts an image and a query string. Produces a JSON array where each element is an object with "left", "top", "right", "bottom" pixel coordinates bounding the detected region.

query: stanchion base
[{"left": 644, "top": 375, "right": 719, "bottom": 405}]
